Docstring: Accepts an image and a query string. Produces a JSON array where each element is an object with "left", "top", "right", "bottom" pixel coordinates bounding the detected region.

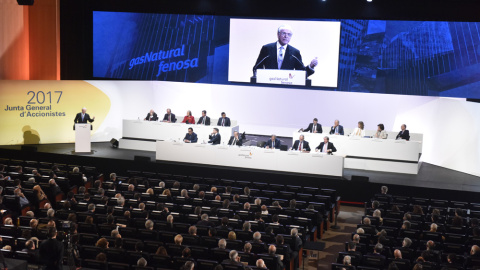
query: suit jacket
[
  {"left": 39, "top": 238, "right": 64, "bottom": 270},
  {"left": 396, "top": 130, "right": 410, "bottom": 140},
  {"left": 163, "top": 113, "right": 176, "bottom": 122},
  {"left": 316, "top": 142, "right": 337, "bottom": 153},
  {"left": 197, "top": 116, "right": 211, "bottom": 125},
  {"left": 221, "top": 259, "right": 245, "bottom": 268},
  {"left": 208, "top": 133, "right": 221, "bottom": 145},
  {"left": 228, "top": 136, "right": 242, "bottom": 146},
  {"left": 182, "top": 115, "right": 195, "bottom": 124},
  {"left": 196, "top": 220, "right": 215, "bottom": 227},
  {"left": 330, "top": 125, "right": 344, "bottom": 135},
  {"left": 265, "top": 138, "right": 282, "bottom": 149},
  {"left": 184, "top": 132, "right": 198, "bottom": 143},
  {"left": 217, "top": 117, "right": 231, "bottom": 127},
  {"left": 74, "top": 113, "right": 94, "bottom": 124},
  {"left": 253, "top": 42, "right": 314, "bottom": 77},
  {"left": 304, "top": 123, "right": 323, "bottom": 133},
  {"left": 145, "top": 112, "right": 158, "bottom": 121},
  {"left": 292, "top": 140, "right": 311, "bottom": 151}
]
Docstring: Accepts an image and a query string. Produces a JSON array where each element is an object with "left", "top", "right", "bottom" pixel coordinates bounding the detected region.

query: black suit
[
  {"left": 265, "top": 138, "right": 281, "bottom": 149},
  {"left": 396, "top": 130, "right": 410, "bottom": 140},
  {"left": 304, "top": 123, "right": 322, "bottom": 133},
  {"left": 315, "top": 142, "right": 337, "bottom": 153},
  {"left": 221, "top": 259, "right": 245, "bottom": 268},
  {"left": 74, "top": 113, "right": 94, "bottom": 124},
  {"left": 291, "top": 140, "right": 311, "bottom": 151},
  {"left": 253, "top": 42, "right": 314, "bottom": 77},
  {"left": 208, "top": 133, "right": 221, "bottom": 145},
  {"left": 217, "top": 117, "right": 231, "bottom": 127},
  {"left": 39, "top": 238, "right": 64, "bottom": 270},
  {"left": 228, "top": 136, "right": 242, "bottom": 146},
  {"left": 197, "top": 116, "right": 211, "bottom": 125},
  {"left": 163, "top": 113, "right": 176, "bottom": 122},
  {"left": 145, "top": 112, "right": 158, "bottom": 121}
]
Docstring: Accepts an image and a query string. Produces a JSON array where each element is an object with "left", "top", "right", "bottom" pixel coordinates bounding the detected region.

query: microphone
[
  {"left": 253, "top": 55, "right": 270, "bottom": 76},
  {"left": 241, "top": 132, "right": 246, "bottom": 140},
  {"left": 291, "top": 55, "right": 306, "bottom": 70}
]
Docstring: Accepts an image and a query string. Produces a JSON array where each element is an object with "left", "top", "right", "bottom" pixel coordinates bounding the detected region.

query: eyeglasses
[{"left": 279, "top": 32, "right": 292, "bottom": 37}]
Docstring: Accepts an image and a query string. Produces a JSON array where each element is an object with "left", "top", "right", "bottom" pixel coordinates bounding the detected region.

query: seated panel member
[
  {"left": 74, "top": 107, "right": 95, "bottom": 123},
  {"left": 373, "top": 123, "right": 388, "bottom": 139},
  {"left": 329, "top": 119, "right": 344, "bottom": 135},
  {"left": 208, "top": 128, "right": 221, "bottom": 145},
  {"left": 301, "top": 118, "right": 322, "bottom": 133},
  {"left": 144, "top": 109, "right": 158, "bottom": 121},
  {"left": 217, "top": 112, "right": 231, "bottom": 127},
  {"left": 197, "top": 110, "right": 211, "bottom": 125},
  {"left": 396, "top": 124, "right": 410, "bottom": 141},
  {"left": 252, "top": 24, "right": 317, "bottom": 77},
  {"left": 184, "top": 127, "right": 198, "bottom": 143},
  {"left": 291, "top": 135, "right": 311, "bottom": 152},
  {"left": 162, "top": 108, "right": 176, "bottom": 123},
  {"left": 228, "top": 131, "right": 243, "bottom": 146},
  {"left": 181, "top": 110, "right": 195, "bottom": 124},
  {"left": 351, "top": 121, "right": 366, "bottom": 137},
  {"left": 315, "top": 136, "right": 337, "bottom": 154},
  {"left": 265, "top": 135, "right": 281, "bottom": 149}
]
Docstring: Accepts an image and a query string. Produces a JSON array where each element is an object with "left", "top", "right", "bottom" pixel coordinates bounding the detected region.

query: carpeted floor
[{"left": 301, "top": 205, "right": 364, "bottom": 270}]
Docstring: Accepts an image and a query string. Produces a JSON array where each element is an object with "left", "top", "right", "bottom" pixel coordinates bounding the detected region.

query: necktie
[
  {"left": 323, "top": 143, "right": 328, "bottom": 153},
  {"left": 168, "top": 115, "right": 171, "bottom": 121},
  {"left": 233, "top": 138, "right": 236, "bottom": 145},
  {"left": 82, "top": 114, "right": 84, "bottom": 121},
  {"left": 313, "top": 125, "right": 316, "bottom": 133},
  {"left": 222, "top": 119, "right": 225, "bottom": 126},
  {"left": 202, "top": 117, "right": 205, "bottom": 124},
  {"left": 278, "top": 46, "right": 284, "bottom": 69},
  {"left": 299, "top": 142, "right": 302, "bottom": 151},
  {"left": 273, "top": 141, "right": 275, "bottom": 148},
  {"left": 335, "top": 126, "right": 338, "bottom": 134}
]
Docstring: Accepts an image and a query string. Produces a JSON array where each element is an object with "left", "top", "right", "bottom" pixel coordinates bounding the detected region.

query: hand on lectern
[{"left": 310, "top": 57, "right": 318, "bottom": 68}]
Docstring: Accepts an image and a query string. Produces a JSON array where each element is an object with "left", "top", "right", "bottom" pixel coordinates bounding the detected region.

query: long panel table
[
  {"left": 155, "top": 141, "right": 345, "bottom": 177},
  {"left": 120, "top": 120, "right": 239, "bottom": 151},
  {"left": 293, "top": 131, "right": 422, "bottom": 174}
]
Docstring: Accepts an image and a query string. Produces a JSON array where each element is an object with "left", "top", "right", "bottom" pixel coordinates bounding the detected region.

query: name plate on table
[
  {"left": 240, "top": 148, "right": 252, "bottom": 152},
  {"left": 256, "top": 69, "right": 306, "bottom": 86},
  {"left": 264, "top": 150, "right": 275, "bottom": 153},
  {"left": 173, "top": 142, "right": 184, "bottom": 146},
  {"left": 349, "top": 137, "right": 361, "bottom": 140},
  {"left": 312, "top": 154, "right": 325, "bottom": 158},
  {"left": 218, "top": 146, "right": 229, "bottom": 150},
  {"left": 394, "top": 140, "right": 407, "bottom": 144},
  {"left": 194, "top": 144, "right": 207, "bottom": 148},
  {"left": 372, "top": 139, "right": 384, "bottom": 142},
  {"left": 288, "top": 152, "right": 300, "bottom": 156}
]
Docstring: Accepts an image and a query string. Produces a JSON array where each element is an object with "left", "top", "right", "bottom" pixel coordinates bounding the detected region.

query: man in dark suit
[
  {"left": 292, "top": 135, "right": 311, "bottom": 152},
  {"left": 396, "top": 124, "right": 410, "bottom": 140},
  {"left": 183, "top": 127, "right": 198, "bottom": 143},
  {"left": 253, "top": 24, "right": 317, "bottom": 77},
  {"left": 302, "top": 118, "right": 322, "bottom": 133},
  {"left": 39, "top": 227, "right": 64, "bottom": 270},
  {"left": 74, "top": 107, "right": 95, "bottom": 124},
  {"left": 217, "top": 112, "right": 231, "bottom": 127},
  {"left": 268, "top": 245, "right": 284, "bottom": 270},
  {"left": 291, "top": 228, "right": 303, "bottom": 268},
  {"left": 315, "top": 136, "right": 337, "bottom": 154},
  {"left": 197, "top": 110, "right": 210, "bottom": 125},
  {"left": 144, "top": 109, "right": 158, "bottom": 121},
  {"left": 196, "top": 213, "right": 215, "bottom": 227},
  {"left": 222, "top": 250, "right": 245, "bottom": 268},
  {"left": 265, "top": 134, "right": 281, "bottom": 149},
  {"left": 208, "top": 128, "right": 221, "bottom": 145},
  {"left": 162, "top": 108, "right": 176, "bottom": 123},
  {"left": 228, "top": 131, "right": 242, "bottom": 146},
  {"left": 330, "top": 119, "right": 345, "bottom": 135}
]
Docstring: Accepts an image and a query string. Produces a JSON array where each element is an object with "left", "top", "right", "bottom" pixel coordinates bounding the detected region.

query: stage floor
[{"left": 1, "top": 142, "right": 479, "bottom": 193}]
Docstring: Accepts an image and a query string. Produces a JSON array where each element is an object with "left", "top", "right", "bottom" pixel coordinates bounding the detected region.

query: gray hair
[
  {"left": 229, "top": 250, "right": 238, "bottom": 261},
  {"left": 278, "top": 24, "right": 293, "bottom": 34},
  {"left": 201, "top": 213, "right": 209, "bottom": 221},
  {"left": 145, "top": 219, "right": 154, "bottom": 230},
  {"left": 343, "top": 255, "right": 351, "bottom": 265},
  {"left": 218, "top": 238, "right": 227, "bottom": 249},
  {"left": 88, "top": 203, "right": 95, "bottom": 211},
  {"left": 291, "top": 228, "right": 298, "bottom": 236},
  {"left": 47, "top": 209, "right": 55, "bottom": 218},
  {"left": 159, "top": 181, "right": 165, "bottom": 188},
  {"left": 253, "top": 231, "right": 261, "bottom": 240}
]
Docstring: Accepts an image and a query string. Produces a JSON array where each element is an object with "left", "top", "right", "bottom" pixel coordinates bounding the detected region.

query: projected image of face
[{"left": 277, "top": 25, "right": 293, "bottom": 46}]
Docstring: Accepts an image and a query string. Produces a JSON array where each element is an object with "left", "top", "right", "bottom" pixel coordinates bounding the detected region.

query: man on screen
[
  {"left": 74, "top": 107, "right": 95, "bottom": 124},
  {"left": 144, "top": 109, "right": 158, "bottom": 121},
  {"left": 197, "top": 110, "right": 211, "bottom": 125},
  {"left": 163, "top": 108, "right": 176, "bottom": 123},
  {"left": 184, "top": 127, "right": 198, "bottom": 143},
  {"left": 217, "top": 112, "right": 231, "bottom": 127},
  {"left": 291, "top": 135, "right": 311, "bottom": 152},
  {"left": 228, "top": 131, "right": 243, "bottom": 146},
  {"left": 253, "top": 24, "right": 318, "bottom": 77},
  {"left": 208, "top": 128, "right": 221, "bottom": 145},
  {"left": 265, "top": 134, "right": 281, "bottom": 149},
  {"left": 315, "top": 136, "right": 337, "bottom": 154}
]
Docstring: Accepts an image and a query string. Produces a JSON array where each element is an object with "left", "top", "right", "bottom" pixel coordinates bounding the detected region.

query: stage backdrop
[{"left": 1, "top": 80, "right": 479, "bottom": 177}]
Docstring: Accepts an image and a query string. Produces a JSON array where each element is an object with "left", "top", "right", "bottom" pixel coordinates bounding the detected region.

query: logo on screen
[{"left": 289, "top": 73, "right": 295, "bottom": 79}]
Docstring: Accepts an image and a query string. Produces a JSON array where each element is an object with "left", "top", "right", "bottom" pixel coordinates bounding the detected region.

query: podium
[
  {"left": 75, "top": 124, "right": 91, "bottom": 153},
  {"left": 251, "top": 69, "right": 311, "bottom": 86}
]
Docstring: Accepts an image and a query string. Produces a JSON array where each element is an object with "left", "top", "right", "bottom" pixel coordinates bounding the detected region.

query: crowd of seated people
[
  {"left": 333, "top": 185, "right": 480, "bottom": 270},
  {"left": 0, "top": 159, "right": 338, "bottom": 270}
]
